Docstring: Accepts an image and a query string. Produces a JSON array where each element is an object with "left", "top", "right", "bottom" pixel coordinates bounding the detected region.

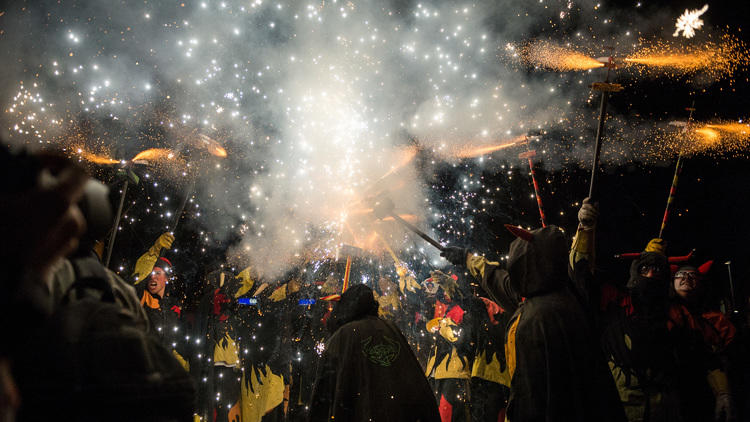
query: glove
[
  {"left": 644, "top": 238, "right": 666, "bottom": 255},
  {"left": 398, "top": 274, "right": 422, "bottom": 294},
  {"left": 577, "top": 197, "right": 598, "bottom": 230},
  {"left": 156, "top": 232, "right": 175, "bottom": 250},
  {"left": 234, "top": 266, "right": 255, "bottom": 298},
  {"left": 715, "top": 393, "right": 735, "bottom": 422},
  {"left": 441, "top": 246, "right": 468, "bottom": 266},
  {"left": 132, "top": 232, "right": 176, "bottom": 283}
]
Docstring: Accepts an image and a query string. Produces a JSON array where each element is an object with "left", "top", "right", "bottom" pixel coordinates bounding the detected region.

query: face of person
[
  {"left": 673, "top": 270, "right": 699, "bottom": 299},
  {"left": 638, "top": 264, "right": 660, "bottom": 279},
  {"left": 148, "top": 266, "right": 168, "bottom": 297}
]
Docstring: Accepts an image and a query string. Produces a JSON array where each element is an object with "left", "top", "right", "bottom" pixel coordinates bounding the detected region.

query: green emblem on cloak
[{"left": 362, "top": 335, "right": 401, "bottom": 367}]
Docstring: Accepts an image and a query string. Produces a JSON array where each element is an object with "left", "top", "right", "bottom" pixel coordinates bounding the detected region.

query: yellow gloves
[
  {"left": 645, "top": 238, "right": 666, "bottom": 255},
  {"left": 234, "top": 266, "right": 255, "bottom": 298},
  {"left": 426, "top": 317, "right": 459, "bottom": 342},
  {"left": 132, "top": 232, "right": 174, "bottom": 283}
]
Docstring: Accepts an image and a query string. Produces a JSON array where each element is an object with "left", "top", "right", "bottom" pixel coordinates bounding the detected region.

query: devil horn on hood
[
  {"left": 698, "top": 260, "right": 714, "bottom": 275},
  {"left": 504, "top": 224, "right": 534, "bottom": 242}
]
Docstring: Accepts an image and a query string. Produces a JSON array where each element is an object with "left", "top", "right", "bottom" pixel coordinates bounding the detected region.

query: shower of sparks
[
  {"left": 657, "top": 120, "right": 750, "bottom": 157},
  {"left": 1, "top": 1, "right": 748, "bottom": 279},
  {"left": 673, "top": 4, "right": 709, "bottom": 39},
  {"left": 520, "top": 40, "right": 605, "bottom": 71},
  {"left": 73, "top": 146, "right": 120, "bottom": 164},
  {"left": 454, "top": 135, "right": 528, "bottom": 158},
  {"left": 131, "top": 148, "right": 176, "bottom": 163},
  {"left": 624, "top": 35, "right": 749, "bottom": 79}
]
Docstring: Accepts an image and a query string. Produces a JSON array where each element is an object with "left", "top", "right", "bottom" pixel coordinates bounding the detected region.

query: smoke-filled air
[{"left": 1, "top": 0, "right": 748, "bottom": 277}]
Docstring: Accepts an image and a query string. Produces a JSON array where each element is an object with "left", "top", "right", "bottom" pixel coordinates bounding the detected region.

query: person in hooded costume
[
  {"left": 308, "top": 284, "right": 440, "bottom": 422},
  {"left": 442, "top": 224, "right": 626, "bottom": 422},
  {"left": 666, "top": 262, "right": 736, "bottom": 422}
]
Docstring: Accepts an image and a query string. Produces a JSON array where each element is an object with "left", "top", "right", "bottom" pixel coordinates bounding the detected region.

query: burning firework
[
  {"left": 520, "top": 40, "right": 604, "bottom": 71},
  {"left": 624, "top": 35, "right": 749, "bottom": 79},
  {"left": 454, "top": 135, "right": 528, "bottom": 158},
  {"left": 73, "top": 146, "right": 120, "bottom": 165},
  {"left": 660, "top": 120, "right": 750, "bottom": 156}
]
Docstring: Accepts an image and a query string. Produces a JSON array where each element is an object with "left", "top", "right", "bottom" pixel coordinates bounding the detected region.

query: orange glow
[
  {"left": 694, "top": 127, "right": 719, "bottom": 143},
  {"left": 211, "top": 145, "right": 228, "bottom": 157},
  {"left": 455, "top": 135, "right": 527, "bottom": 158},
  {"left": 379, "top": 146, "right": 417, "bottom": 180},
  {"left": 131, "top": 148, "right": 175, "bottom": 163},
  {"left": 624, "top": 53, "right": 716, "bottom": 71},
  {"left": 74, "top": 147, "right": 119, "bottom": 164},
  {"left": 198, "top": 134, "right": 228, "bottom": 157},
  {"left": 704, "top": 123, "right": 750, "bottom": 135},
  {"left": 382, "top": 213, "right": 418, "bottom": 223},
  {"left": 348, "top": 208, "right": 375, "bottom": 216},
  {"left": 623, "top": 36, "right": 748, "bottom": 78},
  {"left": 521, "top": 41, "right": 605, "bottom": 71}
]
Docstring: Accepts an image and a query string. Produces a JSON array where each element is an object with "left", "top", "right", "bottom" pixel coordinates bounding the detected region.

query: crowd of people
[{"left": 2, "top": 147, "right": 748, "bottom": 422}]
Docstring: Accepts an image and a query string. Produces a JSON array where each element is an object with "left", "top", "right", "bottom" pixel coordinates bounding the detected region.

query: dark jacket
[
  {"left": 309, "top": 284, "right": 440, "bottom": 422},
  {"left": 480, "top": 226, "right": 626, "bottom": 422}
]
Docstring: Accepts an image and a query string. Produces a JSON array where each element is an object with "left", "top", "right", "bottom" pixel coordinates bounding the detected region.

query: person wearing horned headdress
[
  {"left": 131, "top": 233, "right": 190, "bottom": 370},
  {"left": 441, "top": 222, "right": 626, "bottom": 422}
]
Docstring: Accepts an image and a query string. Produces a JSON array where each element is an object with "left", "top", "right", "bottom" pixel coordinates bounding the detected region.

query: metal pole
[
  {"left": 725, "top": 261, "right": 736, "bottom": 313},
  {"left": 588, "top": 90, "right": 609, "bottom": 199},
  {"left": 104, "top": 179, "right": 129, "bottom": 267},
  {"left": 390, "top": 213, "right": 445, "bottom": 251}
]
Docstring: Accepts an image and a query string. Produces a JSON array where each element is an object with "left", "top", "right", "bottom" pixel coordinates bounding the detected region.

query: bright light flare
[
  {"left": 624, "top": 36, "right": 748, "bottom": 79},
  {"left": 198, "top": 133, "right": 228, "bottom": 157},
  {"left": 74, "top": 147, "right": 119, "bottom": 164},
  {"left": 673, "top": 4, "right": 708, "bottom": 39},
  {"left": 520, "top": 40, "right": 604, "bottom": 71},
  {"left": 131, "top": 148, "right": 176, "bottom": 163}
]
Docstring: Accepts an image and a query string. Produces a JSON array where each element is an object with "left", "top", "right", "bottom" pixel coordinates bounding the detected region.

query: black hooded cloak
[
  {"left": 479, "top": 226, "right": 626, "bottom": 422},
  {"left": 309, "top": 284, "right": 440, "bottom": 422}
]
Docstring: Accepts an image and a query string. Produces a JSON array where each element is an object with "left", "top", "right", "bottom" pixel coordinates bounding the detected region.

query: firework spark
[
  {"left": 624, "top": 36, "right": 748, "bottom": 79},
  {"left": 454, "top": 135, "right": 527, "bottom": 158},
  {"left": 131, "top": 148, "right": 176, "bottom": 163},
  {"left": 73, "top": 146, "right": 120, "bottom": 165},
  {"left": 520, "top": 40, "right": 604, "bottom": 71},
  {"left": 673, "top": 4, "right": 709, "bottom": 39}
]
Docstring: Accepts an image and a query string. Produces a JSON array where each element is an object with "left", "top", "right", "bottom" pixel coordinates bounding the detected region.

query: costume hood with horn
[{"left": 464, "top": 225, "right": 625, "bottom": 422}]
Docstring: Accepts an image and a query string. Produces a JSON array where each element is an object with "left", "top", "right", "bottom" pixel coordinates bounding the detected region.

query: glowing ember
[
  {"left": 74, "top": 147, "right": 119, "bottom": 164},
  {"left": 520, "top": 40, "right": 604, "bottom": 71},
  {"left": 455, "top": 135, "right": 527, "bottom": 158},
  {"left": 198, "top": 134, "right": 228, "bottom": 158},
  {"left": 694, "top": 127, "right": 720, "bottom": 144},
  {"left": 131, "top": 148, "right": 176, "bottom": 163}
]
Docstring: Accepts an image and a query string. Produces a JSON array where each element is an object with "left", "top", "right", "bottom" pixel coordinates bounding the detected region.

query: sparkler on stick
[
  {"left": 372, "top": 196, "right": 445, "bottom": 252},
  {"left": 518, "top": 143, "right": 547, "bottom": 227}
]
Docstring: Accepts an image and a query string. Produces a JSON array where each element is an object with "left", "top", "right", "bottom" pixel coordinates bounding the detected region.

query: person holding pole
[{"left": 441, "top": 222, "right": 625, "bottom": 422}]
